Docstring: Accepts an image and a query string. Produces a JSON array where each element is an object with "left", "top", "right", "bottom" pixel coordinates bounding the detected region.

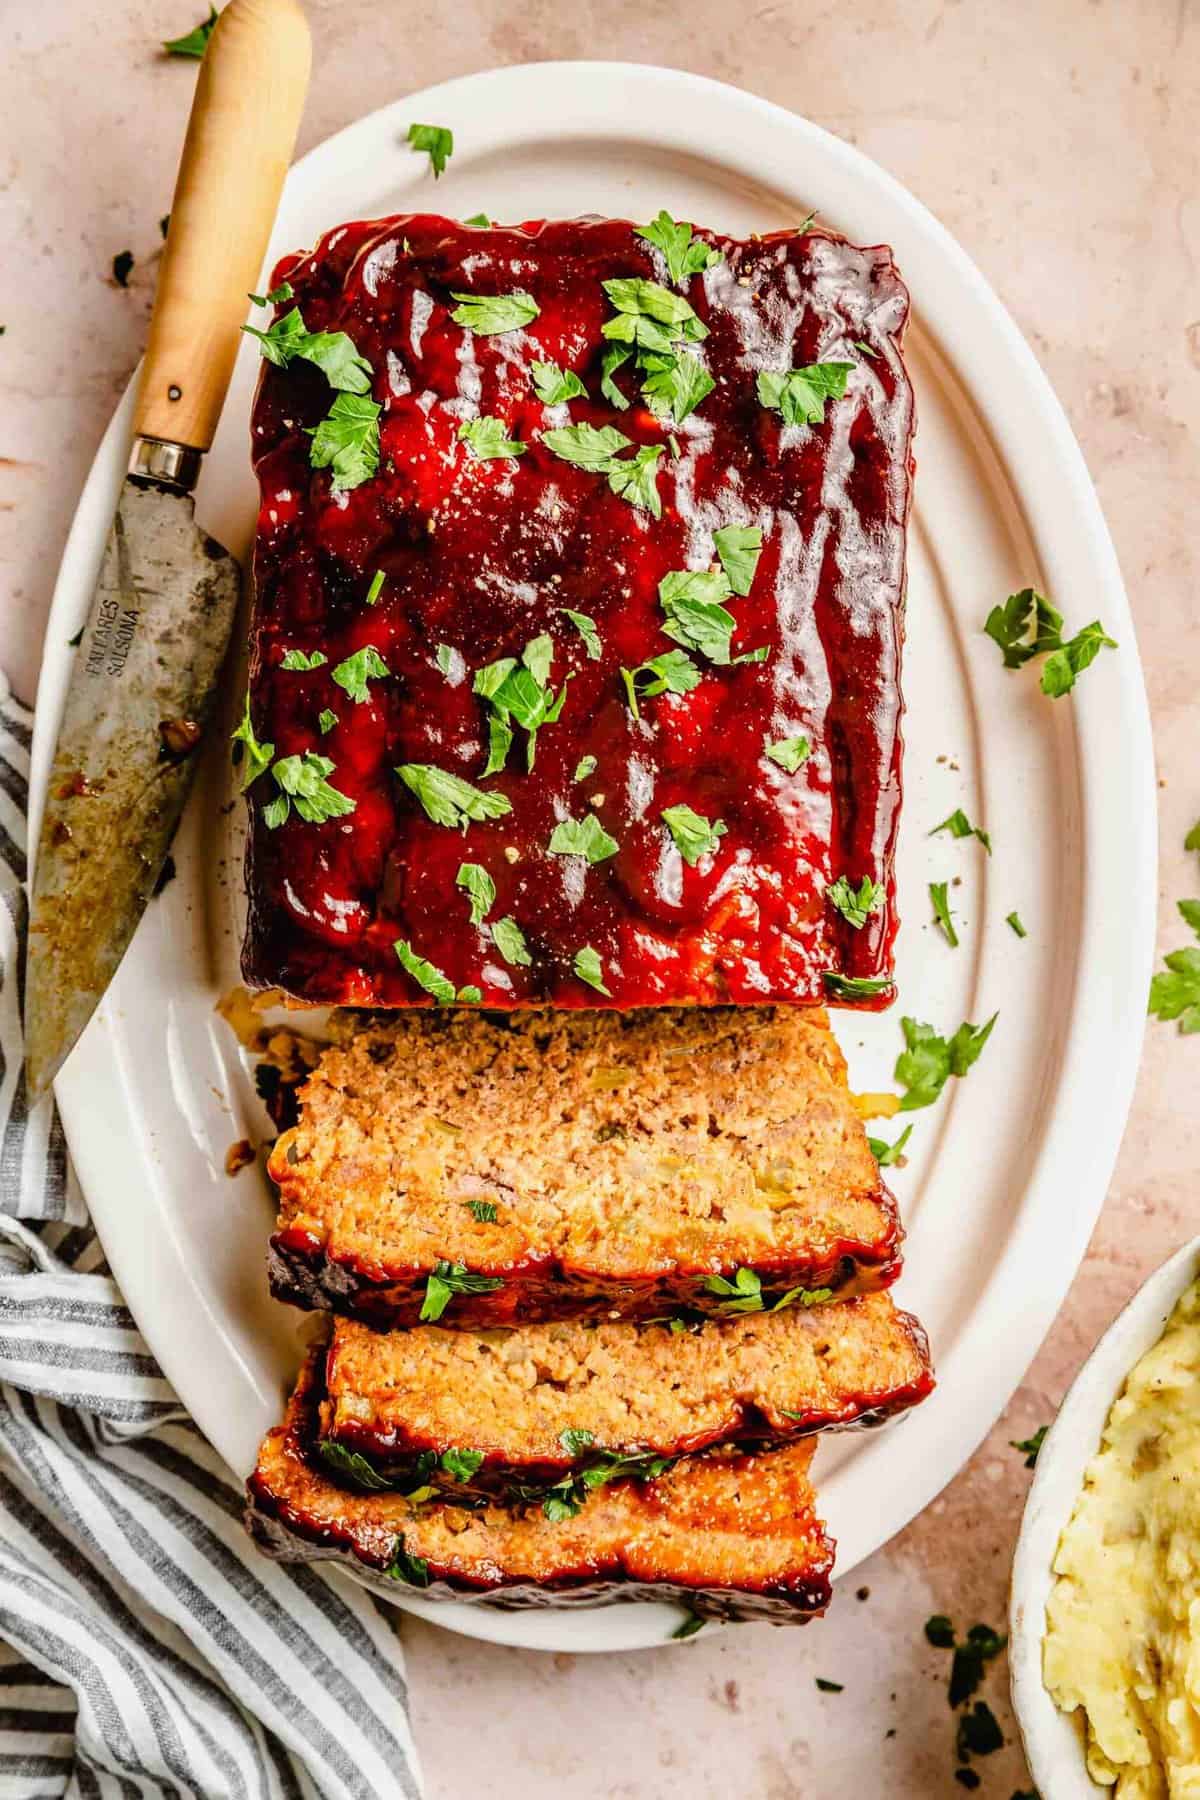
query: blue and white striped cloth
[{"left": 0, "top": 679, "right": 423, "bottom": 1799}]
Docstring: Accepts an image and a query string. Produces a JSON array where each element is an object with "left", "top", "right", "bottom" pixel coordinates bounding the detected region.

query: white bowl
[{"left": 1009, "top": 1234, "right": 1200, "bottom": 1792}]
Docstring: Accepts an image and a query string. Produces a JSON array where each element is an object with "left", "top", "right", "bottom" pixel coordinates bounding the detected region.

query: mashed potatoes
[{"left": 1044, "top": 1279, "right": 1200, "bottom": 1797}]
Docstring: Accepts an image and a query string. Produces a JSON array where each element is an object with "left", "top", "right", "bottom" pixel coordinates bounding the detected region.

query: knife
[{"left": 25, "top": 0, "right": 310, "bottom": 1099}]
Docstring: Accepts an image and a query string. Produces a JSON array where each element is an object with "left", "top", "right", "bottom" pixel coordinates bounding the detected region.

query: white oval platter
[{"left": 30, "top": 62, "right": 1155, "bottom": 1652}]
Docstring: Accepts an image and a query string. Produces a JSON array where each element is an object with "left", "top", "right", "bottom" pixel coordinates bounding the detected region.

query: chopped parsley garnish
[
  {"left": 455, "top": 862, "right": 496, "bottom": 926},
  {"left": 764, "top": 734, "right": 811, "bottom": 773},
  {"left": 672, "top": 1610, "right": 706, "bottom": 1641},
  {"left": 606, "top": 444, "right": 664, "bottom": 515},
  {"left": 491, "top": 916, "right": 531, "bottom": 966},
  {"left": 662, "top": 804, "right": 727, "bottom": 867},
  {"left": 815, "top": 1679, "right": 844, "bottom": 1693},
  {"left": 231, "top": 693, "right": 273, "bottom": 790},
  {"left": 307, "top": 392, "right": 382, "bottom": 490},
  {"left": 895, "top": 1014, "right": 997, "bottom": 1111},
  {"left": 925, "top": 1617, "right": 1007, "bottom": 1708},
  {"left": 1187, "top": 821, "right": 1200, "bottom": 854},
  {"left": 599, "top": 274, "right": 714, "bottom": 423},
  {"left": 242, "top": 306, "right": 373, "bottom": 393},
  {"left": 659, "top": 568, "right": 738, "bottom": 663},
  {"left": 463, "top": 212, "right": 491, "bottom": 227},
  {"left": 573, "top": 755, "right": 598, "bottom": 782},
  {"left": 248, "top": 281, "right": 293, "bottom": 307},
  {"left": 531, "top": 361, "right": 587, "bottom": 405},
  {"left": 573, "top": 946, "right": 610, "bottom": 994},
  {"left": 823, "top": 972, "right": 892, "bottom": 999},
  {"left": 548, "top": 813, "right": 619, "bottom": 863},
  {"left": 318, "top": 1439, "right": 391, "bottom": 1490},
  {"left": 112, "top": 250, "right": 134, "bottom": 288},
  {"left": 561, "top": 610, "right": 601, "bottom": 659},
  {"left": 466, "top": 1199, "right": 497, "bottom": 1223},
  {"left": 602, "top": 276, "right": 707, "bottom": 348},
  {"left": 1006, "top": 910, "right": 1028, "bottom": 938},
  {"left": 436, "top": 644, "right": 456, "bottom": 676},
  {"left": 163, "top": 6, "right": 216, "bottom": 57},
  {"left": 638, "top": 211, "right": 722, "bottom": 286},
  {"left": 365, "top": 569, "right": 386, "bottom": 606},
  {"left": 560, "top": 1428, "right": 595, "bottom": 1457},
  {"left": 541, "top": 424, "right": 663, "bottom": 514},
  {"left": 957, "top": 1701, "right": 1003, "bottom": 1759},
  {"left": 984, "top": 587, "right": 1117, "bottom": 695},
  {"left": 620, "top": 650, "right": 702, "bottom": 718},
  {"left": 406, "top": 122, "right": 453, "bottom": 177},
  {"left": 713, "top": 523, "right": 763, "bottom": 596},
  {"left": 450, "top": 290, "right": 539, "bottom": 334},
  {"left": 929, "top": 880, "right": 959, "bottom": 947},
  {"left": 1149, "top": 900, "right": 1200, "bottom": 1033},
  {"left": 384, "top": 1537, "right": 430, "bottom": 1587},
  {"left": 600, "top": 345, "right": 632, "bottom": 409},
  {"left": 757, "top": 362, "right": 854, "bottom": 426},
  {"left": 264, "top": 753, "right": 356, "bottom": 828},
  {"left": 474, "top": 637, "right": 572, "bottom": 771},
  {"left": 702, "top": 1268, "right": 832, "bottom": 1316},
  {"left": 931, "top": 808, "right": 991, "bottom": 854},
  {"left": 925, "top": 1615, "right": 956, "bottom": 1648},
  {"left": 441, "top": 1447, "right": 484, "bottom": 1483},
  {"left": 394, "top": 940, "right": 480, "bottom": 1005},
  {"left": 396, "top": 763, "right": 512, "bottom": 829},
  {"left": 868, "top": 1124, "right": 913, "bottom": 1167},
  {"left": 331, "top": 645, "right": 389, "bottom": 703},
  {"left": 317, "top": 709, "right": 338, "bottom": 735},
  {"left": 458, "top": 415, "right": 526, "bottom": 460},
  {"left": 854, "top": 339, "right": 878, "bottom": 359},
  {"left": 1011, "top": 1425, "right": 1048, "bottom": 1468},
  {"left": 640, "top": 351, "right": 714, "bottom": 424},
  {"left": 419, "top": 1259, "right": 504, "bottom": 1322},
  {"left": 827, "top": 875, "right": 883, "bottom": 930}
]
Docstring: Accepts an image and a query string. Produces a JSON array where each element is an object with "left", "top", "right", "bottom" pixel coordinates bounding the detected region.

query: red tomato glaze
[{"left": 241, "top": 215, "right": 914, "bottom": 1009}]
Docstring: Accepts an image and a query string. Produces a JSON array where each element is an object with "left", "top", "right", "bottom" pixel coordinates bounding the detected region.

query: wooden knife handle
[{"left": 134, "top": 0, "right": 311, "bottom": 451}]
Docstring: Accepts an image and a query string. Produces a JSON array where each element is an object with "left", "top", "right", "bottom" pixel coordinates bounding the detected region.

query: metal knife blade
[{"left": 25, "top": 476, "right": 239, "bottom": 1097}]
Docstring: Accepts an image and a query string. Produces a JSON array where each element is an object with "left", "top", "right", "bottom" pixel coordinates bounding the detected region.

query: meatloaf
[
  {"left": 318, "top": 1290, "right": 932, "bottom": 1504},
  {"left": 268, "top": 1005, "right": 903, "bottom": 1328},
  {"left": 248, "top": 1346, "right": 835, "bottom": 1623},
  {"left": 241, "top": 211, "right": 913, "bottom": 1011}
]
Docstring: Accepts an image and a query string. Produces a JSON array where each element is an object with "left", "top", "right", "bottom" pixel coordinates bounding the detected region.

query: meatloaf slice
[
  {"left": 247, "top": 1347, "right": 835, "bottom": 1624},
  {"left": 319, "top": 1291, "right": 932, "bottom": 1504},
  {"left": 268, "top": 1005, "right": 901, "bottom": 1328}
]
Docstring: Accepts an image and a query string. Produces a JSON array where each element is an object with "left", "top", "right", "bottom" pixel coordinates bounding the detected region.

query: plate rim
[{"left": 31, "top": 59, "right": 1156, "bottom": 1654}]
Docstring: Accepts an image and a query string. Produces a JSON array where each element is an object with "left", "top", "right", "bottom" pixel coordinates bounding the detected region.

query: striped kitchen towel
[{"left": 0, "top": 677, "right": 423, "bottom": 1800}]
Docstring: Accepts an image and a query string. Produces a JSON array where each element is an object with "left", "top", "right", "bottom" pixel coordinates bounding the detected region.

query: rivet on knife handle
[{"left": 136, "top": 0, "right": 312, "bottom": 454}]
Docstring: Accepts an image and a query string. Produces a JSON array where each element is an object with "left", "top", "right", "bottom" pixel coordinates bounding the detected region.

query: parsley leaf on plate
[
  {"left": 1148, "top": 899, "right": 1200, "bottom": 1033},
  {"left": 868, "top": 1124, "right": 913, "bottom": 1167},
  {"left": 713, "top": 523, "right": 763, "bottom": 597},
  {"left": 266, "top": 753, "right": 356, "bottom": 827},
  {"left": 638, "top": 211, "right": 722, "bottom": 286},
  {"left": 230, "top": 693, "right": 273, "bottom": 791},
  {"left": 929, "top": 880, "right": 960, "bottom": 947},
  {"left": 620, "top": 649, "right": 703, "bottom": 718},
  {"left": 815, "top": 1679, "right": 844, "bottom": 1694},
  {"left": 662, "top": 804, "right": 727, "bottom": 867},
  {"left": 394, "top": 940, "right": 481, "bottom": 1005},
  {"left": 243, "top": 306, "right": 373, "bottom": 393},
  {"left": 112, "top": 250, "right": 134, "bottom": 288},
  {"left": 1006, "top": 911, "right": 1028, "bottom": 938},
  {"left": 823, "top": 972, "right": 892, "bottom": 1000},
  {"left": 673, "top": 1611, "right": 706, "bottom": 1641},
  {"left": 1041, "top": 620, "right": 1118, "bottom": 697},
  {"left": 419, "top": 1260, "right": 505, "bottom": 1323},
  {"left": 573, "top": 946, "right": 611, "bottom": 994},
  {"left": 458, "top": 416, "right": 526, "bottom": 460},
  {"left": 757, "top": 362, "right": 854, "bottom": 426},
  {"left": 1011, "top": 1425, "right": 1049, "bottom": 1468},
  {"left": 764, "top": 734, "right": 811, "bottom": 773},
  {"left": 163, "top": 5, "right": 216, "bottom": 57},
  {"left": 331, "top": 645, "right": 389, "bottom": 703},
  {"left": 531, "top": 361, "right": 587, "bottom": 404},
  {"left": 463, "top": 212, "right": 491, "bottom": 227},
  {"left": 248, "top": 281, "right": 293, "bottom": 307},
  {"left": 931, "top": 808, "right": 991, "bottom": 854},
  {"left": 561, "top": 610, "right": 601, "bottom": 659},
  {"left": 396, "top": 763, "right": 512, "bottom": 829},
  {"left": 984, "top": 587, "right": 1117, "bottom": 695},
  {"left": 455, "top": 862, "right": 496, "bottom": 926},
  {"left": 895, "top": 1014, "right": 997, "bottom": 1110},
  {"left": 1186, "top": 820, "right": 1200, "bottom": 854},
  {"left": 280, "top": 648, "right": 327, "bottom": 672},
  {"left": 491, "top": 916, "right": 531, "bottom": 966},
  {"left": 451, "top": 290, "right": 539, "bottom": 334},
  {"left": 307, "top": 392, "right": 382, "bottom": 490},
  {"left": 548, "top": 814, "right": 619, "bottom": 864},
  {"left": 406, "top": 122, "right": 453, "bottom": 177},
  {"left": 827, "top": 875, "right": 883, "bottom": 930}
]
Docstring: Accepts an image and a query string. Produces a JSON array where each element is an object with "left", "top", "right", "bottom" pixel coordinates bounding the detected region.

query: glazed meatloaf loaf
[
  {"left": 240, "top": 211, "right": 913, "bottom": 1012},
  {"left": 248, "top": 1346, "right": 835, "bottom": 1623},
  {"left": 269, "top": 1005, "right": 903, "bottom": 1328},
  {"left": 318, "top": 1290, "right": 933, "bottom": 1505}
]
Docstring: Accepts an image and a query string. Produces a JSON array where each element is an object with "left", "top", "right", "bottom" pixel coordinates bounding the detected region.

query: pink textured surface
[{"left": 3, "top": 2, "right": 1197, "bottom": 1795}]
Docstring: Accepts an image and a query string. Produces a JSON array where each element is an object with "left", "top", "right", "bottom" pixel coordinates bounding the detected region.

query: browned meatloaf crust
[
  {"left": 247, "top": 1347, "right": 836, "bottom": 1623},
  {"left": 268, "top": 1005, "right": 901, "bottom": 1328},
  {"left": 319, "top": 1291, "right": 933, "bottom": 1503}
]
